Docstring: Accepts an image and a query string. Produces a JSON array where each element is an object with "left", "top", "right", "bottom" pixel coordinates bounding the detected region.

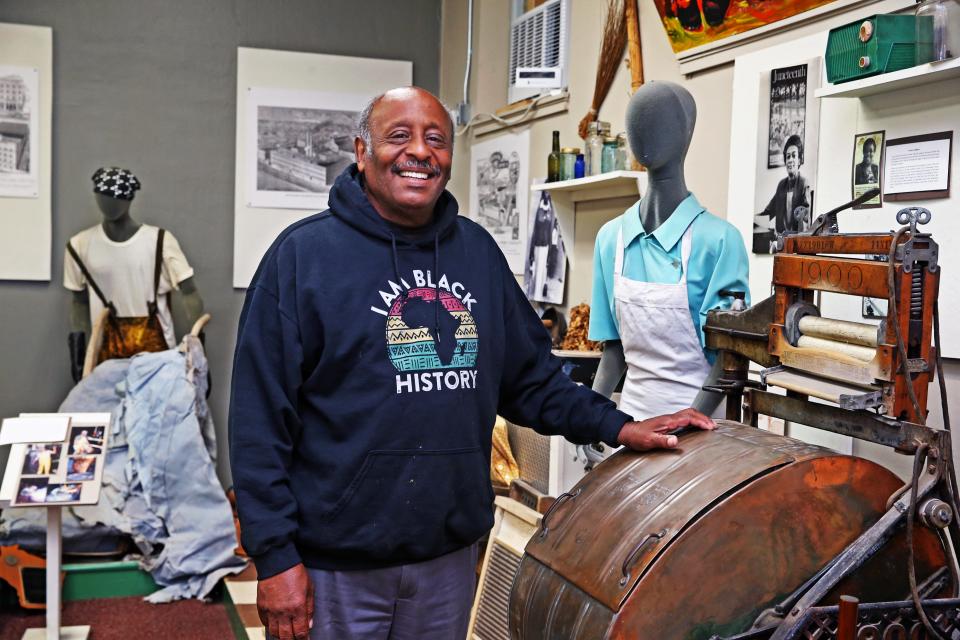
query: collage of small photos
[{"left": 0, "top": 413, "right": 108, "bottom": 508}]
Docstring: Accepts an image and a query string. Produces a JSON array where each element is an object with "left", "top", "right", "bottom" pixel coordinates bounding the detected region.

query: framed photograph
[
  {"left": 0, "top": 65, "right": 40, "bottom": 199},
  {"left": 862, "top": 297, "right": 888, "bottom": 319},
  {"left": 523, "top": 190, "right": 566, "bottom": 304},
  {"left": 467, "top": 130, "right": 530, "bottom": 275},
  {"left": 753, "top": 60, "right": 821, "bottom": 254},
  {"left": 245, "top": 87, "right": 365, "bottom": 211},
  {"left": 852, "top": 131, "right": 884, "bottom": 209},
  {"left": 883, "top": 131, "right": 953, "bottom": 201}
]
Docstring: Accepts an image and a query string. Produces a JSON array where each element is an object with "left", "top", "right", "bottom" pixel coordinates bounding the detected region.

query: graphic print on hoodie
[{"left": 374, "top": 274, "right": 479, "bottom": 394}]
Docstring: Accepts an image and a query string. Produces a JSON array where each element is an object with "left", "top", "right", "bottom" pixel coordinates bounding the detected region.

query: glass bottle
[
  {"left": 916, "top": 0, "right": 960, "bottom": 63},
  {"left": 615, "top": 133, "right": 629, "bottom": 170},
  {"left": 601, "top": 137, "right": 618, "bottom": 173},
  {"left": 574, "top": 153, "right": 585, "bottom": 179},
  {"left": 583, "top": 121, "right": 601, "bottom": 177},
  {"left": 559, "top": 147, "right": 579, "bottom": 181},
  {"left": 547, "top": 130, "right": 560, "bottom": 182}
]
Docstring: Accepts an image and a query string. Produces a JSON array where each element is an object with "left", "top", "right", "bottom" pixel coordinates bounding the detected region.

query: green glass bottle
[{"left": 547, "top": 130, "right": 560, "bottom": 182}]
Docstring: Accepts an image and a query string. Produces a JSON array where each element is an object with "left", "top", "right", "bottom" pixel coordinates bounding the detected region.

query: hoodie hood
[{"left": 329, "top": 164, "right": 460, "bottom": 246}]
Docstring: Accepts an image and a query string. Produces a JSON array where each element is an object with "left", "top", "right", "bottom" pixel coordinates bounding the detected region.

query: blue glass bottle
[{"left": 574, "top": 153, "right": 585, "bottom": 179}]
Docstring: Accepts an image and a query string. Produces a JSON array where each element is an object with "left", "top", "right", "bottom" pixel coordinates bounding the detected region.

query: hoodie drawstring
[
  {"left": 390, "top": 234, "right": 403, "bottom": 290},
  {"left": 434, "top": 233, "right": 440, "bottom": 345},
  {"left": 390, "top": 232, "right": 442, "bottom": 353}
]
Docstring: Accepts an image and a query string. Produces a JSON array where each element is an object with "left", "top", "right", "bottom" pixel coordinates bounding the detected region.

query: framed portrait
[
  {"left": 753, "top": 60, "right": 821, "bottom": 254},
  {"left": 852, "top": 131, "right": 884, "bottom": 209}
]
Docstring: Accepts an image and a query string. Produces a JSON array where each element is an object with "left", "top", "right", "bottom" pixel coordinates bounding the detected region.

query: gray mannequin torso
[{"left": 591, "top": 82, "right": 723, "bottom": 415}]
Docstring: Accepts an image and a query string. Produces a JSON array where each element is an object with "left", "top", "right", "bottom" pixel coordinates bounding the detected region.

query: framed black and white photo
[
  {"left": 753, "top": 60, "right": 820, "bottom": 254},
  {"left": 523, "top": 190, "right": 566, "bottom": 305},
  {"left": 852, "top": 131, "right": 884, "bottom": 209},
  {"left": 0, "top": 65, "right": 40, "bottom": 199},
  {"left": 245, "top": 88, "right": 364, "bottom": 211},
  {"left": 883, "top": 131, "right": 952, "bottom": 201},
  {"left": 468, "top": 130, "right": 530, "bottom": 275}
]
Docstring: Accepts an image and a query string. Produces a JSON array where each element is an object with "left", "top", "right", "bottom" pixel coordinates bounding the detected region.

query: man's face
[
  {"left": 355, "top": 89, "right": 453, "bottom": 224},
  {"left": 784, "top": 145, "right": 800, "bottom": 178},
  {"left": 862, "top": 144, "right": 874, "bottom": 165}
]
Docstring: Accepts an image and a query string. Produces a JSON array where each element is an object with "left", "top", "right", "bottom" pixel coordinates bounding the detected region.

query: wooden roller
[
  {"left": 798, "top": 316, "right": 881, "bottom": 348},
  {"left": 796, "top": 335, "right": 877, "bottom": 362}
]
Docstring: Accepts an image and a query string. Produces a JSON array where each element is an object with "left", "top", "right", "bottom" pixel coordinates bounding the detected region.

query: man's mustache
[{"left": 392, "top": 160, "right": 441, "bottom": 177}]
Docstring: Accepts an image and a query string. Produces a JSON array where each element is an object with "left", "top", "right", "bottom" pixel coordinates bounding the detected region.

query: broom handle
[{"left": 625, "top": 0, "right": 643, "bottom": 93}]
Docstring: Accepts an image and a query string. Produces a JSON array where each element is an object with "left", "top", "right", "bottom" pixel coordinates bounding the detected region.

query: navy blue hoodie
[{"left": 229, "top": 165, "right": 631, "bottom": 578}]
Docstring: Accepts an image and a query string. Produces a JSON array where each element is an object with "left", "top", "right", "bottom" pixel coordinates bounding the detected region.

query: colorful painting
[{"left": 653, "top": 0, "right": 841, "bottom": 54}]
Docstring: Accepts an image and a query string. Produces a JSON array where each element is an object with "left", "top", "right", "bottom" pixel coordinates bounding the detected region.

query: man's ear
[{"left": 355, "top": 137, "right": 367, "bottom": 172}]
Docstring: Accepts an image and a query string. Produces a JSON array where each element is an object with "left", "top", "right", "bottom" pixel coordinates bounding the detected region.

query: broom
[{"left": 577, "top": 0, "right": 628, "bottom": 140}]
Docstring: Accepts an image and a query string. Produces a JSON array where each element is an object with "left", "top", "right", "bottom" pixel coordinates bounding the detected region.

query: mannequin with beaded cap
[{"left": 64, "top": 167, "right": 204, "bottom": 380}]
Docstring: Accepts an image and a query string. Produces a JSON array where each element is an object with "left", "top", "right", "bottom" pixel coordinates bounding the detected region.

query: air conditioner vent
[{"left": 508, "top": 0, "right": 569, "bottom": 104}]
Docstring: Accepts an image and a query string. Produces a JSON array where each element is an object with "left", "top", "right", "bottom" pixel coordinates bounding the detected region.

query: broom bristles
[{"left": 578, "top": 0, "right": 627, "bottom": 140}]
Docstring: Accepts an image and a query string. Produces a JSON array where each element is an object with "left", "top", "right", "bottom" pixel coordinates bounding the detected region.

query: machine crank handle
[
  {"left": 619, "top": 529, "right": 667, "bottom": 586},
  {"left": 537, "top": 487, "right": 581, "bottom": 540},
  {"left": 809, "top": 188, "right": 881, "bottom": 236}
]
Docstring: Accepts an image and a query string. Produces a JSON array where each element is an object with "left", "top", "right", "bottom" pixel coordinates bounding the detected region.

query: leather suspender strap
[
  {"left": 150, "top": 228, "right": 165, "bottom": 313},
  {"left": 66, "top": 241, "right": 113, "bottom": 312}
]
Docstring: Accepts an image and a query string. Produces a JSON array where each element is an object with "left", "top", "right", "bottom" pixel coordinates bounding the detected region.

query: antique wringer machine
[{"left": 509, "top": 194, "right": 960, "bottom": 639}]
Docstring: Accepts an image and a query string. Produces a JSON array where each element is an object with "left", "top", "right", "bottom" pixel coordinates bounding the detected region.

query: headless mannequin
[
  {"left": 591, "top": 82, "right": 723, "bottom": 414},
  {"left": 69, "top": 193, "right": 204, "bottom": 340}
]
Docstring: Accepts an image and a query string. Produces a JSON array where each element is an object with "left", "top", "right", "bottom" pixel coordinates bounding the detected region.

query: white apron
[{"left": 614, "top": 221, "right": 713, "bottom": 421}]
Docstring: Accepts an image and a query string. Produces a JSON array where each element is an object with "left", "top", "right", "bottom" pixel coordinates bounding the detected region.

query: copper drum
[{"left": 510, "top": 421, "right": 945, "bottom": 639}]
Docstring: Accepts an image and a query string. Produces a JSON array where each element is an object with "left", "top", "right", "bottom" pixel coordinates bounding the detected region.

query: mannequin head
[
  {"left": 91, "top": 166, "right": 140, "bottom": 220},
  {"left": 95, "top": 192, "right": 132, "bottom": 221},
  {"left": 624, "top": 82, "right": 696, "bottom": 172}
]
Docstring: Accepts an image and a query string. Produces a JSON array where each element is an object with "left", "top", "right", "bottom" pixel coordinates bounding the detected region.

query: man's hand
[
  {"left": 617, "top": 408, "right": 716, "bottom": 451},
  {"left": 257, "top": 563, "right": 314, "bottom": 640}
]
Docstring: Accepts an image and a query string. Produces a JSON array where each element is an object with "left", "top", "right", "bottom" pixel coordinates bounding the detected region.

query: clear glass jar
[
  {"left": 916, "top": 0, "right": 960, "bottom": 63},
  {"left": 559, "top": 147, "right": 579, "bottom": 181},
  {"left": 601, "top": 137, "right": 618, "bottom": 173},
  {"left": 583, "top": 122, "right": 601, "bottom": 177},
  {"left": 615, "top": 133, "right": 629, "bottom": 170}
]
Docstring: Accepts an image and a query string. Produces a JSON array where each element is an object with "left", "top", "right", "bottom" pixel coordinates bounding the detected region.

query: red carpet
[{"left": 0, "top": 596, "right": 236, "bottom": 640}]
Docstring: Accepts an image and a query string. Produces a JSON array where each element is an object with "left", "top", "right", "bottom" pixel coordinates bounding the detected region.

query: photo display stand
[{"left": 0, "top": 412, "right": 111, "bottom": 640}]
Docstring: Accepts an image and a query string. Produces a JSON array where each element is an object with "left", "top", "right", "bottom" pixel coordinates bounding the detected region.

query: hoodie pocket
[{"left": 311, "top": 446, "right": 493, "bottom": 559}]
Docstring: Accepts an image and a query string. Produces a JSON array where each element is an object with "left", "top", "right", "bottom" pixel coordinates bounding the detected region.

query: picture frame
[
  {"left": 852, "top": 130, "right": 884, "bottom": 209},
  {"left": 883, "top": 131, "right": 953, "bottom": 201}
]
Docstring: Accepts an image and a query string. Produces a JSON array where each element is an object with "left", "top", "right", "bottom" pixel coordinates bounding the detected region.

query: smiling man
[{"left": 229, "top": 86, "right": 714, "bottom": 640}]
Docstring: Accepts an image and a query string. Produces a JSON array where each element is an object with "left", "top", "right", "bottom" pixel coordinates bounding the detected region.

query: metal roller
[
  {"left": 796, "top": 335, "right": 877, "bottom": 362},
  {"left": 797, "top": 315, "right": 884, "bottom": 348}
]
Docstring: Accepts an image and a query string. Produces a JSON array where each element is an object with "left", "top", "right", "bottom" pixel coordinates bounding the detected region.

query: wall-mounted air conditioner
[{"left": 508, "top": 0, "right": 570, "bottom": 105}]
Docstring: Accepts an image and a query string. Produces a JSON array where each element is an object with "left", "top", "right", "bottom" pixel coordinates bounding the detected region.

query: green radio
[{"left": 826, "top": 14, "right": 934, "bottom": 84}]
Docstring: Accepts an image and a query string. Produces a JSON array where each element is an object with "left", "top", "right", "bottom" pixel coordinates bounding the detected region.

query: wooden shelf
[
  {"left": 532, "top": 171, "right": 647, "bottom": 203},
  {"left": 815, "top": 57, "right": 960, "bottom": 98}
]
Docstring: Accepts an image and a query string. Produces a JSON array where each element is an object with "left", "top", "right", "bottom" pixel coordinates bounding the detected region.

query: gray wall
[{"left": 0, "top": 0, "right": 442, "bottom": 485}]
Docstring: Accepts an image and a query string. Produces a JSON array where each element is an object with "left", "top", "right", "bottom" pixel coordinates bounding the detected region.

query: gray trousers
[{"left": 271, "top": 544, "right": 478, "bottom": 640}]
